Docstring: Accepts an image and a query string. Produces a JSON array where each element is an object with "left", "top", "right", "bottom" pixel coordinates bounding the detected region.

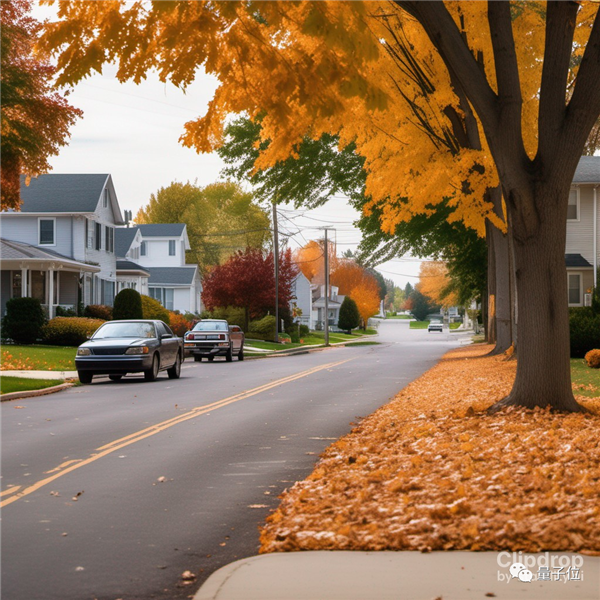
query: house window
[
  {"left": 95, "top": 222, "right": 102, "bottom": 250},
  {"left": 11, "top": 272, "right": 23, "bottom": 298},
  {"left": 38, "top": 218, "right": 55, "bottom": 245},
  {"left": 149, "top": 287, "right": 174, "bottom": 310},
  {"left": 103, "top": 188, "right": 109, "bottom": 208},
  {"left": 101, "top": 279, "right": 115, "bottom": 306},
  {"left": 141, "top": 241, "right": 147, "bottom": 256},
  {"left": 169, "top": 240, "right": 176, "bottom": 256},
  {"left": 105, "top": 226, "right": 114, "bottom": 253},
  {"left": 568, "top": 273, "right": 582, "bottom": 305},
  {"left": 567, "top": 189, "right": 579, "bottom": 221}
]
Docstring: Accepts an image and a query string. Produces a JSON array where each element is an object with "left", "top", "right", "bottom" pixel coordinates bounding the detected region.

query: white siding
[
  {"left": 1, "top": 215, "right": 73, "bottom": 257},
  {"left": 136, "top": 237, "right": 185, "bottom": 268},
  {"left": 566, "top": 185, "right": 595, "bottom": 264}
]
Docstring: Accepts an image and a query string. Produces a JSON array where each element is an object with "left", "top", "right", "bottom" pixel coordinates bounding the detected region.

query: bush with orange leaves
[
  {"left": 585, "top": 349, "right": 600, "bottom": 369},
  {"left": 168, "top": 312, "right": 192, "bottom": 337}
]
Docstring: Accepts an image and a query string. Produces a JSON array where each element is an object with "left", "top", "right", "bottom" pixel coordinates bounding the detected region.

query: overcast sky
[{"left": 34, "top": 5, "right": 423, "bottom": 289}]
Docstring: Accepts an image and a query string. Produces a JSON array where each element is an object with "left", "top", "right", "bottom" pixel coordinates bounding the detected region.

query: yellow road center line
[
  {"left": 2, "top": 359, "right": 352, "bottom": 508},
  {"left": 1, "top": 485, "right": 21, "bottom": 498}
]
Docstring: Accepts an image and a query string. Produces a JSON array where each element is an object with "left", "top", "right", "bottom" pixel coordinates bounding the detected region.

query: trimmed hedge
[
  {"left": 249, "top": 315, "right": 276, "bottom": 341},
  {"left": 84, "top": 304, "right": 113, "bottom": 320},
  {"left": 113, "top": 288, "right": 143, "bottom": 320},
  {"left": 140, "top": 295, "right": 170, "bottom": 325},
  {"left": 42, "top": 317, "right": 105, "bottom": 346},
  {"left": 2, "top": 297, "right": 46, "bottom": 344},
  {"left": 570, "top": 308, "right": 600, "bottom": 358}
]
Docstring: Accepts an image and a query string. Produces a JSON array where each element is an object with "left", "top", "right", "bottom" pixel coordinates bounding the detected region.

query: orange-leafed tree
[
  {"left": 1, "top": 0, "right": 81, "bottom": 209},
  {"left": 294, "top": 239, "right": 337, "bottom": 284},
  {"left": 40, "top": 1, "right": 600, "bottom": 412},
  {"left": 418, "top": 262, "right": 458, "bottom": 309}
]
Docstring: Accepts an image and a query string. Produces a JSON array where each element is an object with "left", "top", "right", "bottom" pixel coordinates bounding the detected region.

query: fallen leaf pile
[
  {"left": 260, "top": 345, "right": 600, "bottom": 554},
  {"left": 1, "top": 351, "right": 35, "bottom": 370}
]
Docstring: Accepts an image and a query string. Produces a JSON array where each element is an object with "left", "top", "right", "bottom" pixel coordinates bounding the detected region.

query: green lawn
[
  {"left": 571, "top": 359, "right": 600, "bottom": 398},
  {"left": 245, "top": 328, "right": 378, "bottom": 352},
  {"left": 386, "top": 314, "right": 412, "bottom": 319},
  {"left": 1, "top": 376, "right": 63, "bottom": 395},
  {"left": 409, "top": 320, "right": 461, "bottom": 330},
  {"left": 1, "top": 345, "right": 77, "bottom": 371}
]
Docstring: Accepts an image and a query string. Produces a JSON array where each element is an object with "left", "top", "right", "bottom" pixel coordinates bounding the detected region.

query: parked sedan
[
  {"left": 184, "top": 319, "right": 244, "bottom": 362},
  {"left": 75, "top": 320, "right": 184, "bottom": 384}
]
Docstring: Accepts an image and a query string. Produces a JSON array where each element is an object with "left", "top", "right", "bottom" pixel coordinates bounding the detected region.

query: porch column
[
  {"left": 48, "top": 267, "right": 55, "bottom": 319},
  {"left": 56, "top": 269, "right": 61, "bottom": 308},
  {"left": 20, "top": 265, "right": 28, "bottom": 297}
]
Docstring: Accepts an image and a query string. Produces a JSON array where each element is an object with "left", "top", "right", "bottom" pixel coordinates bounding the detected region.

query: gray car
[
  {"left": 184, "top": 319, "right": 244, "bottom": 362},
  {"left": 75, "top": 319, "right": 184, "bottom": 384}
]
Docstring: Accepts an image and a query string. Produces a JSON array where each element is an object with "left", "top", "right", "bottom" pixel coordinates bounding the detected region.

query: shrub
[
  {"left": 3, "top": 297, "right": 46, "bottom": 344},
  {"left": 168, "top": 312, "right": 191, "bottom": 337},
  {"left": 338, "top": 296, "right": 360, "bottom": 334},
  {"left": 56, "top": 305, "right": 77, "bottom": 317},
  {"left": 249, "top": 315, "right": 276, "bottom": 336},
  {"left": 84, "top": 304, "right": 113, "bottom": 320},
  {"left": 113, "top": 288, "right": 143, "bottom": 320},
  {"left": 585, "top": 349, "right": 600, "bottom": 369},
  {"left": 570, "top": 308, "right": 600, "bottom": 358},
  {"left": 42, "top": 317, "right": 105, "bottom": 346},
  {"left": 298, "top": 324, "right": 310, "bottom": 337},
  {"left": 289, "top": 330, "right": 300, "bottom": 343},
  {"left": 209, "top": 306, "right": 246, "bottom": 330},
  {"left": 140, "top": 295, "right": 170, "bottom": 325}
]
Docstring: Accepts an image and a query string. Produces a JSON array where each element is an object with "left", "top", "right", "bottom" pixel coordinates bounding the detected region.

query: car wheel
[
  {"left": 207, "top": 356, "right": 215, "bottom": 362},
  {"left": 78, "top": 371, "right": 93, "bottom": 384},
  {"left": 144, "top": 354, "right": 159, "bottom": 381},
  {"left": 226, "top": 347, "right": 233, "bottom": 362},
  {"left": 194, "top": 355, "right": 202, "bottom": 362},
  {"left": 109, "top": 375, "right": 123, "bottom": 382},
  {"left": 167, "top": 353, "right": 181, "bottom": 379},
  {"left": 238, "top": 348, "right": 244, "bottom": 361}
]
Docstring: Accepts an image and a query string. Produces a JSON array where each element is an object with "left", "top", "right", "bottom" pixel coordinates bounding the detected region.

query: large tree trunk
[
  {"left": 490, "top": 196, "right": 582, "bottom": 412},
  {"left": 486, "top": 219, "right": 497, "bottom": 345}
]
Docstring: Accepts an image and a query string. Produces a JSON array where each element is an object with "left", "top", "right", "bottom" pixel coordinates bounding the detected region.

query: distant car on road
[
  {"left": 75, "top": 320, "right": 184, "bottom": 384},
  {"left": 184, "top": 319, "right": 244, "bottom": 362},
  {"left": 427, "top": 319, "right": 443, "bottom": 333}
]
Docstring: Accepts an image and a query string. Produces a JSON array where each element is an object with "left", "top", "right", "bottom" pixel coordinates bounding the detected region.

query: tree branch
[{"left": 538, "top": 2, "right": 579, "bottom": 156}]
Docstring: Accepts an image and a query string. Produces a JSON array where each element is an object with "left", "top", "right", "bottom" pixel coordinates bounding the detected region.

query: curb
[
  {"left": 1, "top": 381, "right": 73, "bottom": 402},
  {"left": 254, "top": 334, "right": 380, "bottom": 358}
]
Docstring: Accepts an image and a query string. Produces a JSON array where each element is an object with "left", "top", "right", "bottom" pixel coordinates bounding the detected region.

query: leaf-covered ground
[{"left": 260, "top": 345, "right": 600, "bottom": 555}]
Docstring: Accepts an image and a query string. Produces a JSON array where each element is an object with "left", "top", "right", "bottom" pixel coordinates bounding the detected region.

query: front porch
[{"left": 1, "top": 239, "right": 100, "bottom": 318}]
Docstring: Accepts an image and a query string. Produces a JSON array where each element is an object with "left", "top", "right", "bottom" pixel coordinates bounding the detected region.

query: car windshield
[
  {"left": 93, "top": 322, "right": 156, "bottom": 339},
  {"left": 430, "top": 320, "right": 442, "bottom": 324},
  {"left": 193, "top": 321, "right": 228, "bottom": 332}
]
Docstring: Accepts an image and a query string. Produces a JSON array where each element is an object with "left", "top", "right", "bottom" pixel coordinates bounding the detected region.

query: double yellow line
[{"left": 1, "top": 359, "right": 351, "bottom": 508}]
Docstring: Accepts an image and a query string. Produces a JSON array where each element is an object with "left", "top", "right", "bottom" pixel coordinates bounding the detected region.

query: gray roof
[
  {"left": 0, "top": 238, "right": 100, "bottom": 271},
  {"left": 116, "top": 260, "right": 150, "bottom": 274},
  {"left": 18, "top": 174, "right": 110, "bottom": 213},
  {"left": 573, "top": 156, "right": 600, "bottom": 183},
  {"left": 147, "top": 266, "right": 197, "bottom": 285},
  {"left": 136, "top": 224, "right": 186, "bottom": 237},
  {"left": 565, "top": 253, "right": 593, "bottom": 268},
  {"left": 115, "top": 227, "right": 138, "bottom": 257}
]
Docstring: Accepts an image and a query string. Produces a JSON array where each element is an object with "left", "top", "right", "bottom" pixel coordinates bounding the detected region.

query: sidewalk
[
  {"left": 194, "top": 551, "right": 599, "bottom": 600},
  {"left": 1, "top": 369, "right": 76, "bottom": 379}
]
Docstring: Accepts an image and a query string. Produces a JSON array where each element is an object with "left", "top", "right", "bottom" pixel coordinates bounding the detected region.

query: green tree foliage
[
  {"left": 410, "top": 288, "right": 437, "bottom": 322},
  {"left": 135, "top": 181, "right": 271, "bottom": 274},
  {"left": 338, "top": 296, "right": 360, "bottom": 334},
  {"left": 2, "top": 297, "right": 45, "bottom": 344},
  {"left": 367, "top": 269, "right": 387, "bottom": 301},
  {"left": 219, "top": 116, "right": 485, "bottom": 305},
  {"left": 112, "top": 288, "right": 143, "bottom": 320}
]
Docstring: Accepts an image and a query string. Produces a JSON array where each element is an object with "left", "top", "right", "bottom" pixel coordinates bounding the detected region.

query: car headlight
[
  {"left": 125, "top": 346, "right": 149, "bottom": 355},
  {"left": 77, "top": 348, "right": 91, "bottom": 356}
]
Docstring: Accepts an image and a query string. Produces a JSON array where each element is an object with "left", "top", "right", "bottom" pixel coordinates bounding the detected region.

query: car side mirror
[{"left": 161, "top": 333, "right": 172, "bottom": 339}]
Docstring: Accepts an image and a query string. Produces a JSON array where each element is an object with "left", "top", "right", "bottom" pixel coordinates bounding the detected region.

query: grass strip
[
  {"left": 1, "top": 345, "right": 77, "bottom": 371},
  {"left": 1, "top": 377, "right": 64, "bottom": 395}
]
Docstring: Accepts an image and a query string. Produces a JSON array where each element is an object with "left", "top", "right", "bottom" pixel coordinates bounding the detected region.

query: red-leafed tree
[
  {"left": 202, "top": 248, "right": 298, "bottom": 331},
  {"left": 0, "top": 0, "right": 81, "bottom": 209}
]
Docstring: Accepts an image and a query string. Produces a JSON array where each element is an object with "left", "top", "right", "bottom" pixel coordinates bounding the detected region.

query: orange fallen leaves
[
  {"left": 1, "top": 351, "right": 36, "bottom": 370},
  {"left": 260, "top": 345, "right": 600, "bottom": 554}
]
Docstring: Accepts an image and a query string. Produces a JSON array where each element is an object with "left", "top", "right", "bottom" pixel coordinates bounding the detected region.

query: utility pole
[
  {"left": 324, "top": 227, "right": 330, "bottom": 347},
  {"left": 272, "top": 200, "right": 279, "bottom": 343}
]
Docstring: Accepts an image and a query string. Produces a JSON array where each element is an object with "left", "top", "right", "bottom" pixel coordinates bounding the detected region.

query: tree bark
[
  {"left": 486, "top": 219, "right": 497, "bottom": 345},
  {"left": 489, "top": 195, "right": 582, "bottom": 412}
]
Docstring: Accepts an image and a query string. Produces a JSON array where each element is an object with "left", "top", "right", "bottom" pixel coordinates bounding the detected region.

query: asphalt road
[{"left": 1, "top": 320, "right": 469, "bottom": 600}]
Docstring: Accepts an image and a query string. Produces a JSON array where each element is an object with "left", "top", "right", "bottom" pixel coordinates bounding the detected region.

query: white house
[
  {"left": 290, "top": 272, "right": 314, "bottom": 329},
  {"left": 566, "top": 156, "right": 600, "bottom": 306},
  {"left": 311, "top": 284, "right": 345, "bottom": 331},
  {"left": 118, "top": 223, "right": 202, "bottom": 314},
  {"left": 1, "top": 174, "right": 125, "bottom": 317}
]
